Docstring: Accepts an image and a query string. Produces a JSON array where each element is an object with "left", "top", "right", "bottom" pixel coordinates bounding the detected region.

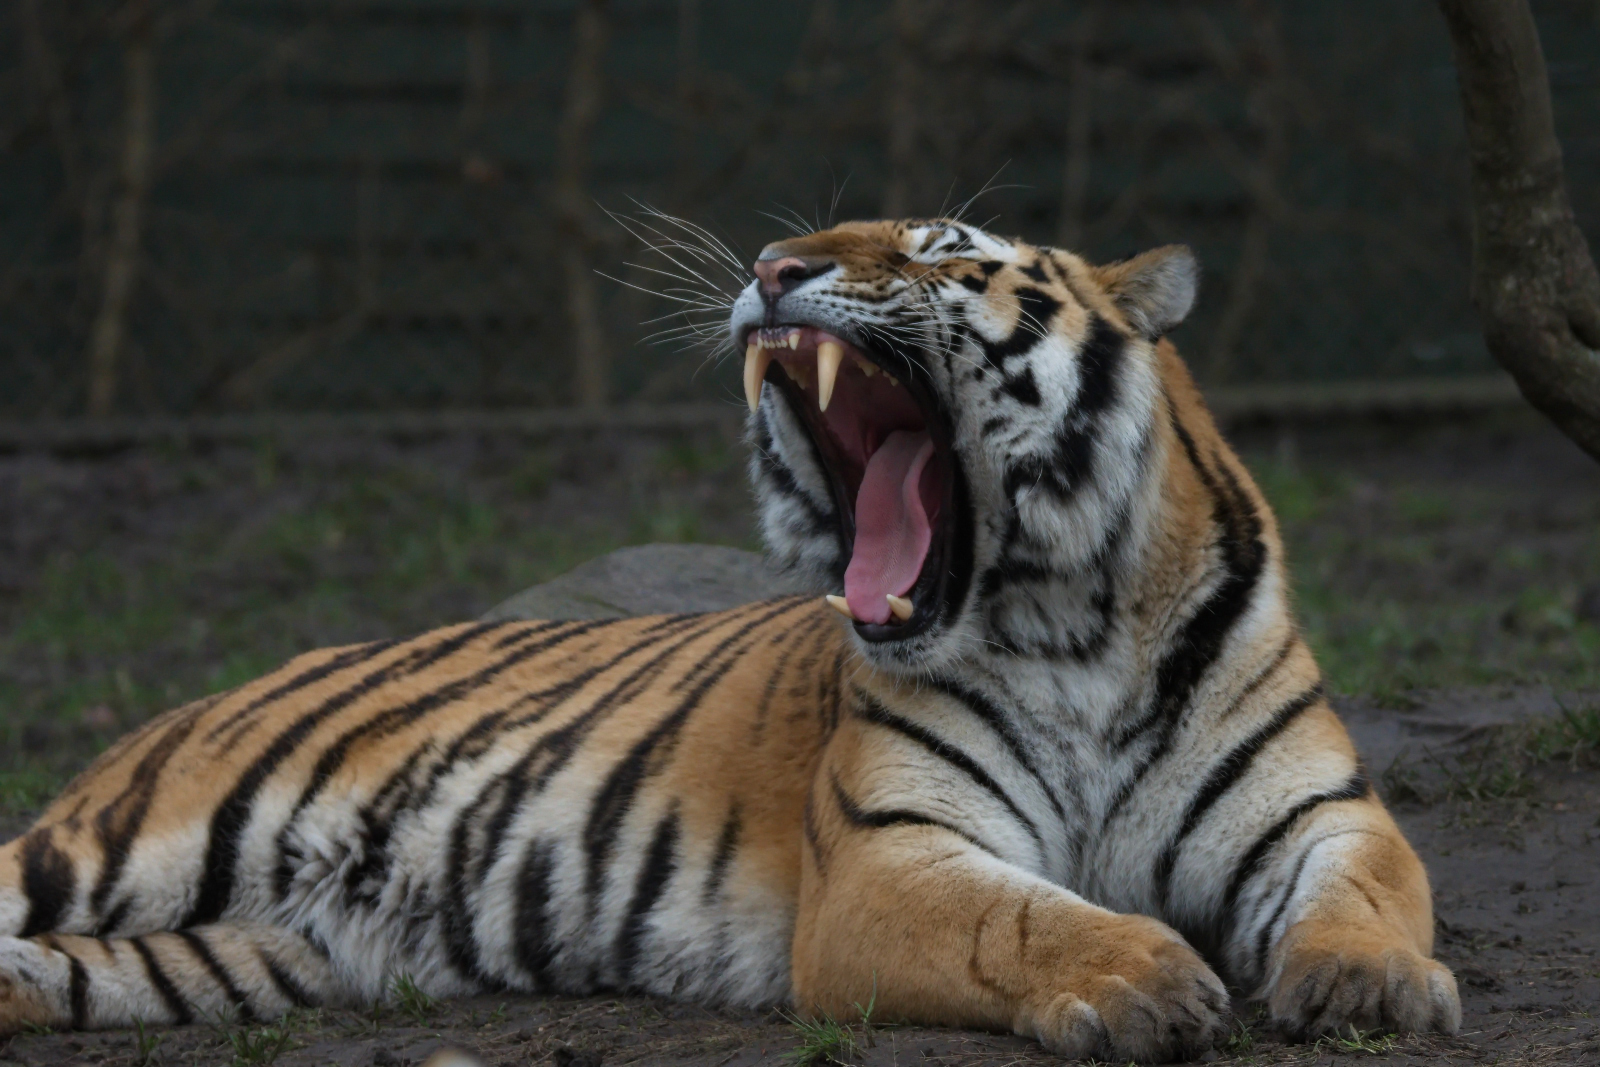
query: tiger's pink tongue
[{"left": 844, "top": 430, "right": 937, "bottom": 624}]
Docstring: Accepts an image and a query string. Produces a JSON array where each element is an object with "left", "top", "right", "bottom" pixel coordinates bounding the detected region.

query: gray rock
[{"left": 483, "top": 544, "right": 810, "bottom": 623}]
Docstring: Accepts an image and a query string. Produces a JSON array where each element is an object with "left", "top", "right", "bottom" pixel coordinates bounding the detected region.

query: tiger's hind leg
[{"left": 0, "top": 922, "right": 341, "bottom": 1035}]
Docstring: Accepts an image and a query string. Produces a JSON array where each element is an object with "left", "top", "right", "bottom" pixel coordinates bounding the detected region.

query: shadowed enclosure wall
[{"left": 3, "top": 0, "right": 1598, "bottom": 416}]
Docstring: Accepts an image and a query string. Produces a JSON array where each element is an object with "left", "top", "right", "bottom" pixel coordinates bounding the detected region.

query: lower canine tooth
[
  {"left": 886, "top": 594, "right": 913, "bottom": 621},
  {"left": 816, "top": 341, "right": 843, "bottom": 411},
  {"left": 825, "top": 594, "right": 856, "bottom": 620},
  {"left": 744, "top": 343, "right": 771, "bottom": 413}
]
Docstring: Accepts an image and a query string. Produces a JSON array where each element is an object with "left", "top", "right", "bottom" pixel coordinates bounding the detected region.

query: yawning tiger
[{"left": 0, "top": 219, "right": 1459, "bottom": 1061}]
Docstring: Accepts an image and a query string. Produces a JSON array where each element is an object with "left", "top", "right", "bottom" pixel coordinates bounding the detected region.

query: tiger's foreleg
[
  {"left": 0, "top": 922, "right": 341, "bottom": 1035},
  {"left": 1246, "top": 803, "right": 1460, "bottom": 1038},
  {"left": 792, "top": 766, "right": 1230, "bottom": 1061}
]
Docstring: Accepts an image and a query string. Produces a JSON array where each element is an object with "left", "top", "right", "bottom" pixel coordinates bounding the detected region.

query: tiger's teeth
[
  {"left": 886, "top": 594, "right": 913, "bottom": 622},
  {"left": 744, "top": 343, "right": 771, "bottom": 413},
  {"left": 856, "top": 357, "right": 878, "bottom": 378},
  {"left": 788, "top": 329, "right": 800, "bottom": 350},
  {"left": 816, "top": 341, "right": 843, "bottom": 411},
  {"left": 886, "top": 373, "right": 900, "bottom": 387},
  {"left": 825, "top": 594, "right": 856, "bottom": 620}
]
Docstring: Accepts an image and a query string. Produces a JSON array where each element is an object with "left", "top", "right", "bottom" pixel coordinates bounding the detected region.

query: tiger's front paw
[
  {"left": 1018, "top": 914, "right": 1231, "bottom": 1063},
  {"left": 1266, "top": 925, "right": 1460, "bottom": 1038}
]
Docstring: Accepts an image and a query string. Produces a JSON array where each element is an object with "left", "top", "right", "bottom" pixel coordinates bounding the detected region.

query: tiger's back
[{"left": 1, "top": 598, "right": 844, "bottom": 1023}]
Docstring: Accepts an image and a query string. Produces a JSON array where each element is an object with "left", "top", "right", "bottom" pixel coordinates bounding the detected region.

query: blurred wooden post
[
  {"left": 1057, "top": 1, "right": 1102, "bottom": 248},
  {"left": 461, "top": 9, "right": 492, "bottom": 163},
  {"left": 882, "top": 0, "right": 919, "bottom": 218},
  {"left": 556, "top": 0, "right": 610, "bottom": 408},
  {"left": 86, "top": 0, "right": 156, "bottom": 417},
  {"left": 1437, "top": 0, "right": 1600, "bottom": 461},
  {"left": 20, "top": 0, "right": 82, "bottom": 196},
  {"left": 673, "top": 0, "right": 700, "bottom": 204},
  {"left": 1206, "top": 0, "right": 1287, "bottom": 382}
]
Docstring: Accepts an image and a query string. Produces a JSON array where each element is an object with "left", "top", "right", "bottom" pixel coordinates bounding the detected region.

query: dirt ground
[{"left": 2, "top": 411, "right": 1599, "bottom": 1065}]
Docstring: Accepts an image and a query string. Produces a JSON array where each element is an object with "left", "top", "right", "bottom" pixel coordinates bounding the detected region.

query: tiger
[{"left": 0, "top": 219, "right": 1460, "bottom": 1062}]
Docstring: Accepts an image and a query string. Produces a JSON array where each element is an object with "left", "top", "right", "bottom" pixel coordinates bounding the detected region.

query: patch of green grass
[
  {"left": 133, "top": 1017, "right": 163, "bottom": 1066},
  {"left": 390, "top": 972, "right": 438, "bottom": 1025},
  {"left": 1315, "top": 1026, "right": 1397, "bottom": 1055},
  {"left": 0, "top": 767, "right": 63, "bottom": 816},
  {"left": 1, "top": 448, "right": 734, "bottom": 795},
  {"left": 1381, "top": 701, "right": 1600, "bottom": 807},
  {"left": 223, "top": 1024, "right": 293, "bottom": 1066},
  {"left": 1393, "top": 489, "right": 1455, "bottom": 527},
  {"left": 783, "top": 1012, "right": 859, "bottom": 1066},
  {"left": 1524, "top": 700, "right": 1600, "bottom": 765},
  {"left": 657, "top": 437, "right": 734, "bottom": 478},
  {"left": 1432, "top": 747, "right": 1535, "bottom": 804},
  {"left": 1242, "top": 440, "right": 1600, "bottom": 699},
  {"left": 782, "top": 986, "right": 877, "bottom": 1066},
  {"left": 1223, "top": 1018, "right": 1258, "bottom": 1055},
  {"left": 1273, "top": 533, "right": 1600, "bottom": 700},
  {"left": 1247, "top": 457, "right": 1349, "bottom": 526},
  {"left": 630, "top": 504, "right": 703, "bottom": 544}
]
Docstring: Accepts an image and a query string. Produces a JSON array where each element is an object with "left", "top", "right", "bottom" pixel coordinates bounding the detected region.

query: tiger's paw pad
[
  {"left": 1268, "top": 941, "right": 1460, "bottom": 1038},
  {"left": 1022, "top": 918, "right": 1231, "bottom": 1061}
]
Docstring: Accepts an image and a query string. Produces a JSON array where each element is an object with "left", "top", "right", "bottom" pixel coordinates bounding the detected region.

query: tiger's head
[{"left": 730, "top": 219, "right": 1199, "bottom": 673}]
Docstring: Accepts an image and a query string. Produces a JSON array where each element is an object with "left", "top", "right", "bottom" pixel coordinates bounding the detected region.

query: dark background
[{"left": 4, "top": 0, "right": 1599, "bottom": 417}]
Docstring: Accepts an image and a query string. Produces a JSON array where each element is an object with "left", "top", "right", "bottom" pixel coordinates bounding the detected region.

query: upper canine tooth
[
  {"left": 824, "top": 594, "right": 856, "bottom": 620},
  {"left": 886, "top": 594, "right": 913, "bottom": 622},
  {"left": 744, "top": 343, "right": 771, "bottom": 413},
  {"left": 816, "top": 341, "right": 843, "bottom": 411}
]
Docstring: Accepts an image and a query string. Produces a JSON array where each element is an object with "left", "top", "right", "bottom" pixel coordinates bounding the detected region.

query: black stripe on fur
[
  {"left": 1154, "top": 686, "right": 1324, "bottom": 909},
  {"left": 131, "top": 936, "right": 193, "bottom": 1025},
  {"left": 853, "top": 689, "right": 1043, "bottom": 850},
  {"left": 617, "top": 808, "right": 681, "bottom": 986},
  {"left": 1216, "top": 769, "right": 1372, "bottom": 958}
]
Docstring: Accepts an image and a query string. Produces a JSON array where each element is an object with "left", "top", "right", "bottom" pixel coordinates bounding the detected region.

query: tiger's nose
[{"left": 753, "top": 254, "right": 833, "bottom": 296}]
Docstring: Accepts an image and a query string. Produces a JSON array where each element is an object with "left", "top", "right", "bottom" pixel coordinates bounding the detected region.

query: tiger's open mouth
[{"left": 743, "top": 324, "right": 966, "bottom": 640}]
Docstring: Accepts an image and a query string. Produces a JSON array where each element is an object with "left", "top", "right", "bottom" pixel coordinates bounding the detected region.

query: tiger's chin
[{"left": 741, "top": 322, "right": 974, "bottom": 663}]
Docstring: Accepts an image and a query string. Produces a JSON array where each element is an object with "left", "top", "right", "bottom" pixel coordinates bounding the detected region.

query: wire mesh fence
[{"left": 3, "top": 0, "right": 1598, "bottom": 417}]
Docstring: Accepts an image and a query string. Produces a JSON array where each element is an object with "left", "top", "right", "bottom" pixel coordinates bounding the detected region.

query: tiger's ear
[{"left": 1090, "top": 245, "right": 1198, "bottom": 339}]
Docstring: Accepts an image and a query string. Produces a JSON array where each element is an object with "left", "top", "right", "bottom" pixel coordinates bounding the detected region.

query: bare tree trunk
[
  {"left": 1057, "top": 1, "right": 1102, "bottom": 249},
  {"left": 86, "top": 0, "right": 156, "bottom": 417},
  {"left": 882, "top": 0, "right": 919, "bottom": 218},
  {"left": 1438, "top": 0, "right": 1600, "bottom": 460},
  {"left": 556, "top": 0, "right": 610, "bottom": 408}
]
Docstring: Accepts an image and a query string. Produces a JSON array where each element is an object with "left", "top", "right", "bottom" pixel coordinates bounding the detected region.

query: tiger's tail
[{"left": 0, "top": 922, "right": 338, "bottom": 1034}]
